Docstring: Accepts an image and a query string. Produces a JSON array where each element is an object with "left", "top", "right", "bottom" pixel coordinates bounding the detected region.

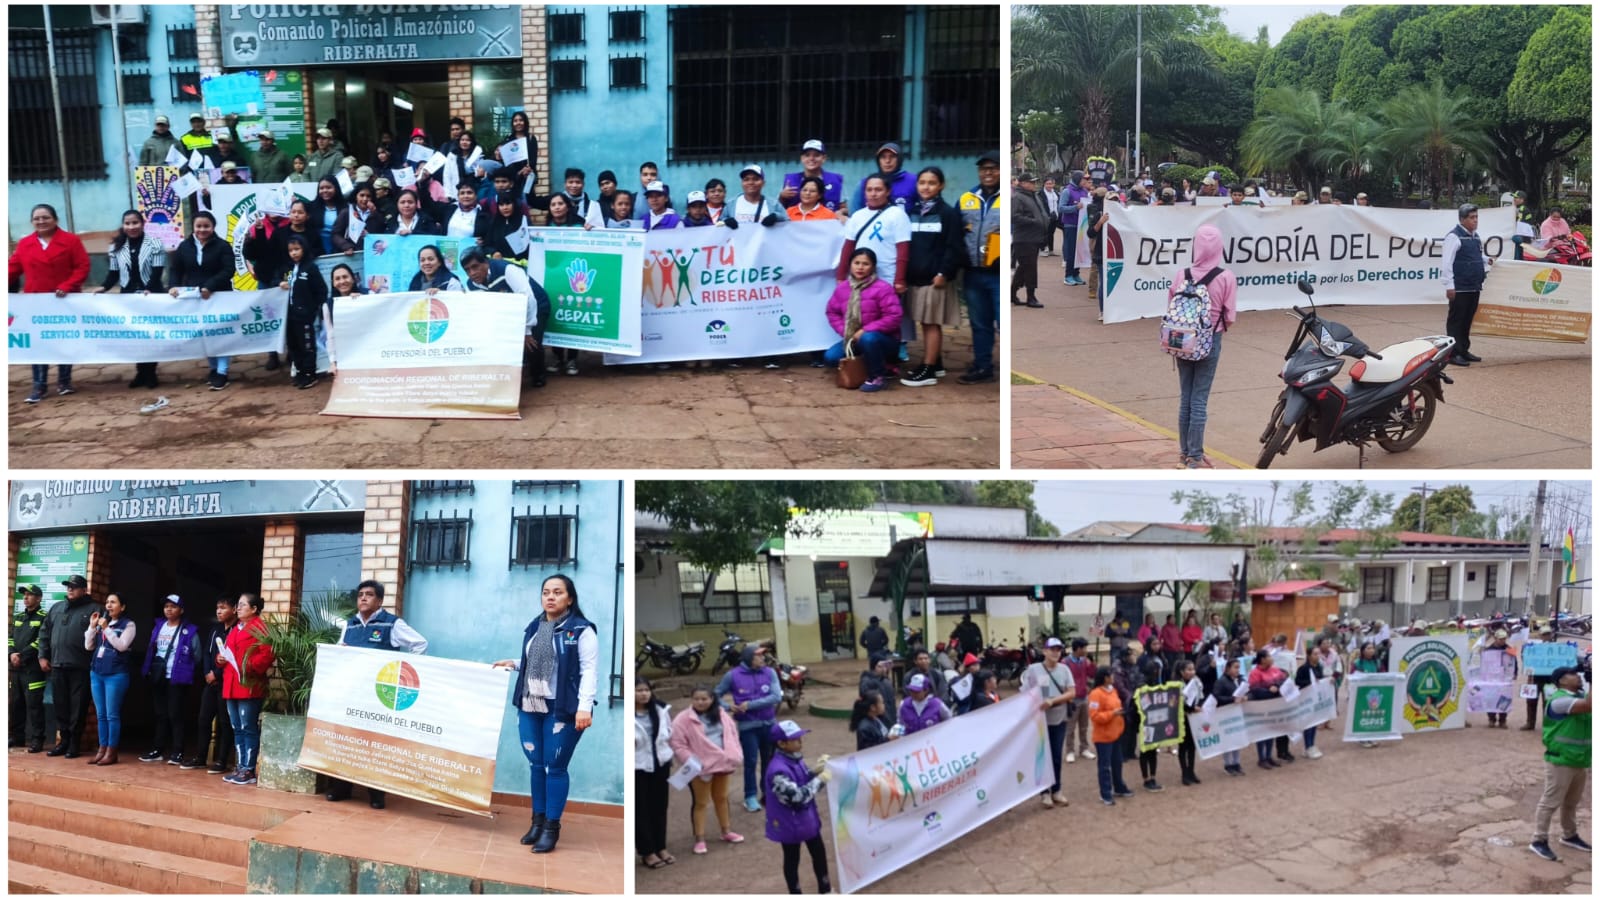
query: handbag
[{"left": 836, "top": 338, "right": 868, "bottom": 389}]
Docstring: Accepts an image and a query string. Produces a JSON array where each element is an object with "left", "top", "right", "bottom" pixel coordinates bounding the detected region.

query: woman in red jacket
[
  {"left": 10, "top": 204, "right": 90, "bottom": 403},
  {"left": 221, "top": 593, "right": 274, "bottom": 786}
]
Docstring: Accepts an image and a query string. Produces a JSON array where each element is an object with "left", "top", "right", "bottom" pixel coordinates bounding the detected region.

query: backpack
[{"left": 1159, "top": 266, "right": 1223, "bottom": 361}]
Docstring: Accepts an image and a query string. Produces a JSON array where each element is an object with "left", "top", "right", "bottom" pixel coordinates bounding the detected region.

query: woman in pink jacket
[
  {"left": 1167, "top": 223, "right": 1237, "bottom": 468},
  {"left": 824, "top": 247, "right": 903, "bottom": 393},
  {"left": 669, "top": 686, "right": 746, "bottom": 856}
]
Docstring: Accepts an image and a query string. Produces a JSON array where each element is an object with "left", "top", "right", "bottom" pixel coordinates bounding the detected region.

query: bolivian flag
[{"left": 1562, "top": 528, "right": 1576, "bottom": 584}]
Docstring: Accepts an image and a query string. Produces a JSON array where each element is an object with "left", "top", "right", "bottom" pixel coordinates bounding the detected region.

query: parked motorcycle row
[{"left": 643, "top": 629, "right": 807, "bottom": 710}]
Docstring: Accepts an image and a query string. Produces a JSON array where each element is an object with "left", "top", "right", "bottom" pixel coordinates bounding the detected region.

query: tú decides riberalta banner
[
  {"left": 1100, "top": 205, "right": 1515, "bottom": 323},
  {"left": 298, "top": 644, "right": 510, "bottom": 817},
  {"left": 825, "top": 693, "right": 1050, "bottom": 894}
]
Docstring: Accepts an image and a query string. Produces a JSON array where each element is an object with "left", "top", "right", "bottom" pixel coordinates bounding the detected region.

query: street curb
[{"left": 1012, "top": 371, "right": 1253, "bottom": 469}]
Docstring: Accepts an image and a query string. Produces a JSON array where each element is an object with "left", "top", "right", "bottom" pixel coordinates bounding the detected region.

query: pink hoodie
[
  {"left": 668, "top": 705, "right": 745, "bottom": 777},
  {"left": 1168, "top": 224, "right": 1237, "bottom": 333}
]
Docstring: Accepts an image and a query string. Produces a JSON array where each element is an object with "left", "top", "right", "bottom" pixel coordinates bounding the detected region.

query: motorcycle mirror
[{"left": 1297, "top": 279, "right": 1314, "bottom": 296}]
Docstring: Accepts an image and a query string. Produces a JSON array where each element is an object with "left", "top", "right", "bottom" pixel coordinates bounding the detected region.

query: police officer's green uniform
[{"left": 9, "top": 593, "right": 49, "bottom": 750}]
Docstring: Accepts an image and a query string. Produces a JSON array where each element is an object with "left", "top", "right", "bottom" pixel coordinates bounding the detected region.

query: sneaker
[
  {"left": 957, "top": 368, "right": 995, "bottom": 385},
  {"left": 208, "top": 373, "right": 229, "bottom": 391},
  {"left": 1361, "top": 741, "right": 1377, "bottom": 748},
  {"left": 1529, "top": 841, "right": 1559, "bottom": 862},
  {"left": 140, "top": 396, "right": 170, "bottom": 414},
  {"left": 744, "top": 796, "right": 761, "bottom": 813},
  {"left": 762, "top": 361, "right": 783, "bottom": 370},
  {"left": 720, "top": 831, "right": 745, "bottom": 844},
  {"left": 1143, "top": 780, "right": 1164, "bottom": 793},
  {"left": 1112, "top": 789, "right": 1134, "bottom": 799},
  {"left": 1101, "top": 798, "right": 1115, "bottom": 806},
  {"left": 692, "top": 841, "right": 708, "bottom": 855},
  {"left": 1052, "top": 793, "right": 1070, "bottom": 807},
  {"left": 809, "top": 359, "right": 828, "bottom": 369},
  {"left": 1083, "top": 749, "right": 1096, "bottom": 760},
  {"left": 1558, "top": 835, "right": 1592, "bottom": 852},
  {"left": 221, "top": 769, "right": 243, "bottom": 784},
  {"left": 25, "top": 390, "right": 44, "bottom": 404},
  {"left": 1277, "top": 754, "right": 1296, "bottom": 764},
  {"left": 296, "top": 374, "right": 319, "bottom": 390},
  {"left": 896, "top": 343, "right": 910, "bottom": 363},
  {"left": 1306, "top": 747, "right": 1324, "bottom": 760},
  {"left": 932, "top": 360, "right": 946, "bottom": 378},
  {"left": 166, "top": 754, "right": 183, "bottom": 766},
  {"left": 565, "top": 360, "right": 579, "bottom": 376},
  {"left": 1226, "top": 765, "right": 1244, "bottom": 777},
  {"left": 545, "top": 361, "right": 561, "bottom": 373},
  {"left": 1041, "top": 794, "right": 1054, "bottom": 808},
  {"left": 859, "top": 376, "right": 885, "bottom": 393},
  {"left": 899, "top": 365, "right": 937, "bottom": 388},
  {"left": 139, "top": 749, "right": 164, "bottom": 763},
  {"left": 1026, "top": 298, "right": 1044, "bottom": 308},
  {"left": 1066, "top": 752, "right": 1076, "bottom": 764},
  {"left": 57, "top": 384, "right": 76, "bottom": 396},
  {"left": 207, "top": 761, "right": 228, "bottom": 774},
  {"left": 235, "top": 769, "right": 257, "bottom": 785}
]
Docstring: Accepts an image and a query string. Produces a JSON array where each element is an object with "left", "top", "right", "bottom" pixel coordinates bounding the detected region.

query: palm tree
[
  {"left": 1239, "top": 86, "right": 1340, "bottom": 192},
  {"left": 1380, "top": 79, "right": 1493, "bottom": 203},
  {"left": 1313, "top": 105, "right": 1386, "bottom": 185},
  {"left": 1012, "top": 5, "right": 1219, "bottom": 164}
]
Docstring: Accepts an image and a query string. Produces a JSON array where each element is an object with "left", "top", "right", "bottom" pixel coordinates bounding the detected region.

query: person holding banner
[
  {"left": 1175, "top": 660, "right": 1205, "bottom": 784},
  {"left": 850, "top": 691, "right": 893, "bottom": 751},
  {"left": 1293, "top": 653, "right": 1326, "bottom": 760},
  {"left": 221, "top": 593, "right": 273, "bottom": 786},
  {"left": 97, "top": 210, "right": 168, "bottom": 389},
  {"left": 634, "top": 677, "right": 676, "bottom": 870},
  {"left": 327, "top": 580, "right": 430, "bottom": 807},
  {"left": 1247, "top": 650, "right": 1294, "bottom": 769},
  {"left": 670, "top": 685, "right": 747, "bottom": 858},
  {"left": 1089, "top": 669, "right": 1135, "bottom": 805},
  {"left": 1523, "top": 625, "right": 1559, "bottom": 731},
  {"left": 1527, "top": 666, "right": 1591, "bottom": 862},
  {"left": 1480, "top": 630, "right": 1519, "bottom": 728},
  {"left": 460, "top": 248, "right": 550, "bottom": 389},
  {"left": 167, "top": 212, "right": 238, "bottom": 391},
  {"left": 12, "top": 204, "right": 90, "bottom": 403},
  {"left": 763, "top": 720, "right": 833, "bottom": 896},
  {"left": 1440, "top": 204, "right": 1495, "bottom": 366},
  {"left": 1023, "top": 637, "right": 1075, "bottom": 807},
  {"left": 492, "top": 574, "right": 598, "bottom": 855},
  {"left": 1212, "top": 657, "right": 1248, "bottom": 776},
  {"left": 824, "top": 247, "right": 904, "bottom": 393},
  {"left": 408, "top": 246, "right": 463, "bottom": 293}
]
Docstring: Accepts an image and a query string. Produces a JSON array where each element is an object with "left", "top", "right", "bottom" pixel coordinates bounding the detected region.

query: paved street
[
  {"left": 8, "top": 328, "right": 999, "bottom": 469},
  {"left": 638, "top": 678, "right": 1592, "bottom": 895},
  {"left": 1011, "top": 273, "right": 1591, "bottom": 470}
]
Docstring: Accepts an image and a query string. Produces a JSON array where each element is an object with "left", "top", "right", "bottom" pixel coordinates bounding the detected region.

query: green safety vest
[{"left": 1543, "top": 688, "right": 1591, "bottom": 769}]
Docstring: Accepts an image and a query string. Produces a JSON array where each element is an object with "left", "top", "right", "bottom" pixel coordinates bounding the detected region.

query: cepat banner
[
  {"left": 133, "top": 166, "right": 186, "bottom": 252},
  {"left": 523, "top": 227, "right": 646, "bottom": 356},
  {"left": 1391, "top": 636, "right": 1469, "bottom": 732},
  {"left": 601, "top": 221, "right": 846, "bottom": 365},
  {"left": 1099, "top": 204, "right": 1515, "bottom": 323},
  {"left": 298, "top": 645, "right": 510, "bottom": 817},
  {"left": 1342, "top": 673, "right": 1405, "bottom": 742},
  {"left": 825, "top": 695, "right": 1050, "bottom": 894},
  {"left": 320, "top": 290, "right": 525, "bottom": 419},
  {"left": 8, "top": 290, "right": 288, "bottom": 364},
  {"left": 1192, "top": 678, "right": 1338, "bottom": 760}
]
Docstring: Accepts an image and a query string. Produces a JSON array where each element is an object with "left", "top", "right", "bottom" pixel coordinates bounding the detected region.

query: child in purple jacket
[
  {"left": 764, "top": 720, "right": 832, "bottom": 894},
  {"left": 898, "top": 672, "right": 952, "bottom": 735},
  {"left": 824, "top": 247, "right": 903, "bottom": 393}
]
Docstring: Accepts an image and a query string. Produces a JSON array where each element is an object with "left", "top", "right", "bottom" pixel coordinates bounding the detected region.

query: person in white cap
[
  {"left": 641, "top": 181, "right": 682, "bottom": 231},
  {"left": 726, "top": 165, "right": 783, "bottom": 227},
  {"left": 779, "top": 139, "right": 845, "bottom": 212},
  {"left": 139, "top": 594, "right": 202, "bottom": 765},
  {"left": 138, "top": 114, "right": 181, "bottom": 166},
  {"left": 897, "top": 672, "right": 951, "bottom": 735},
  {"left": 305, "top": 127, "right": 343, "bottom": 184},
  {"left": 682, "top": 190, "right": 716, "bottom": 228},
  {"left": 1024, "top": 636, "right": 1076, "bottom": 807}
]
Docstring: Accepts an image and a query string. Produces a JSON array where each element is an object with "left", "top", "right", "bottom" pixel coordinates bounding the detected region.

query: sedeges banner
[
  {"left": 1343, "top": 673, "right": 1406, "bottom": 742},
  {"left": 1473, "top": 259, "right": 1591, "bottom": 343},
  {"left": 321, "top": 290, "right": 525, "bottom": 419},
  {"left": 1100, "top": 205, "right": 1515, "bottom": 323},
  {"left": 524, "top": 227, "right": 646, "bottom": 356},
  {"left": 9, "top": 290, "right": 287, "bottom": 364},
  {"left": 298, "top": 644, "right": 510, "bottom": 817},
  {"left": 1191, "top": 678, "right": 1337, "bottom": 760},
  {"left": 601, "top": 221, "right": 846, "bottom": 365},
  {"left": 825, "top": 695, "right": 1049, "bottom": 894}
]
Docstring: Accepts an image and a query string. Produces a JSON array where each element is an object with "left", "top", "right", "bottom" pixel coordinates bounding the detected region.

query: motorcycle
[
  {"left": 982, "top": 638, "right": 1036, "bottom": 685},
  {"left": 1257, "top": 280, "right": 1455, "bottom": 469},
  {"left": 711, "top": 629, "right": 746, "bottom": 676},
  {"left": 1541, "top": 232, "right": 1592, "bottom": 267},
  {"left": 635, "top": 633, "right": 705, "bottom": 675},
  {"left": 776, "top": 661, "right": 809, "bottom": 710}
]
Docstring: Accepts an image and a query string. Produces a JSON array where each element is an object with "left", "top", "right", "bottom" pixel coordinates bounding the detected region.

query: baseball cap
[
  {"left": 373, "top": 177, "right": 392, "bottom": 190},
  {"left": 770, "top": 720, "right": 811, "bottom": 742},
  {"left": 1513, "top": 190, "right": 1527, "bottom": 199},
  {"left": 686, "top": 190, "right": 707, "bottom": 204},
  {"left": 341, "top": 156, "right": 357, "bottom": 168},
  {"left": 906, "top": 673, "right": 930, "bottom": 692},
  {"left": 1549, "top": 666, "right": 1580, "bottom": 683},
  {"left": 155, "top": 115, "right": 170, "bottom": 125},
  {"left": 356, "top": 166, "right": 374, "bottom": 181},
  {"left": 1355, "top": 192, "right": 1368, "bottom": 199},
  {"left": 317, "top": 127, "right": 334, "bottom": 138},
  {"left": 163, "top": 594, "right": 183, "bottom": 608},
  {"left": 1017, "top": 171, "right": 1037, "bottom": 184},
  {"left": 18, "top": 585, "right": 42, "bottom": 597},
  {"left": 1320, "top": 186, "right": 1333, "bottom": 195},
  {"left": 645, "top": 180, "right": 667, "bottom": 195},
  {"left": 190, "top": 113, "right": 205, "bottom": 121},
  {"left": 220, "top": 161, "right": 238, "bottom": 171},
  {"left": 977, "top": 152, "right": 1000, "bottom": 167},
  {"left": 1493, "top": 629, "right": 1509, "bottom": 639},
  {"left": 62, "top": 575, "right": 88, "bottom": 589},
  {"left": 257, "top": 130, "right": 274, "bottom": 140},
  {"left": 1045, "top": 637, "right": 1065, "bottom": 649},
  {"left": 877, "top": 141, "right": 902, "bottom": 156},
  {"left": 802, "top": 139, "right": 826, "bottom": 153},
  {"left": 962, "top": 652, "right": 980, "bottom": 666},
  {"left": 739, "top": 164, "right": 764, "bottom": 178},
  {"left": 1328, "top": 614, "right": 1339, "bottom": 622}
]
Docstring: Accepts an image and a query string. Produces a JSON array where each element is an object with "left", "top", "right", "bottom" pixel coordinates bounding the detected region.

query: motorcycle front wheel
[
  {"left": 1376, "top": 384, "right": 1437, "bottom": 452},
  {"left": 675, "top": 652, "right": 704, "bottom": 675},
  {"left": 1256, "top": 395, "right": 1293, "bottom": 469}
]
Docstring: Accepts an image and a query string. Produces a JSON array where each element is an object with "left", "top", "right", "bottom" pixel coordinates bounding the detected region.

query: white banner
[
  {"left": 825, "top": 696, "right": 1049, "bottom": 894},
  {"left": 299, "top": 645, "right": 510, "bottom": 816},
  {"left": 1192, "top": 678, "right": 1337, "bottom": 760},
  {"left": 1474, "top": 259, "right": 1591, "bottom": 343},
  {"left": 1342, "top": 673, "right": 1406, "bottom": 742},
  {"left": 321, "top": 290, "right": 525, "bottom": 419},
  {"left": 1390, "top": 636, "right": 1470, "bottom": 732},
  {"left": 601, "top": 221, "right": 846, "bottom": 365},
  {"left": 523, "top": 227, "right": 646, "bottom": 355},
  {"left": 8, "top": 289, "right": 288, "bottom": 364},
  {"left": 1101, "top": 205, "right": 1515, "bottom": 323}
]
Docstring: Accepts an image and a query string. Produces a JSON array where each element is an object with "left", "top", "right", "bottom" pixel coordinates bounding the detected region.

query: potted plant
[{"left": 256, "top": 590, "right": 353, "bottom": 793}]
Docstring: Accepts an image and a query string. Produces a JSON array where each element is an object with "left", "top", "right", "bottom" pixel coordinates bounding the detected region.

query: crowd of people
[
  {"left": 10, "top": 572, "right": 597, "bottom": 855},
  {"left": 11, "top": 109, "right": 1003, "bottom": 402}
]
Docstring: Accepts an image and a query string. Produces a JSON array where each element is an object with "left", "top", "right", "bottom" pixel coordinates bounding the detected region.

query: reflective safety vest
[
  {"left": 8, "top": 606, "right": 47, "bottom": 681},
  {"left": 1543, "top": 688, "right": 1591, "bottom": 769}
]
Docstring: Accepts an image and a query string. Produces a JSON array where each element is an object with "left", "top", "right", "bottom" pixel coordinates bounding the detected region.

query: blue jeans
[
  {"left": 208, "top": 356, "right": 231, "bottom": 375},
  {"left": 89, "top": 670, "right": 129, "bottom": 748},
  {"left": 227, "top": 697, "right": 264, "bottom": 770},
  {"left": 1256, "top": 739, "right": 1273, "bottom": 762},
  {"left": 1094, "top": 739, "right": 1128, "bottom": 800},
  {"left": 30, "top": 364, "right": 72, "bottom": 390},
  {"left": 1223, "top": 749, "right": 1241, "bottom": 767},
  {"left": 739, "top": 724, "right": 776, "bottom": 802},
  {"left": 963, "top": 268, "right": 998, "bottom": 372},
  {"left": 1176, "top": 336, "right": 1222, "bottom": 460},
  {"left": 518, "top": 710, "right": 586, "bottom": 821},
  {"left": 824, "top": 330, "right": 894, "bottom": 379},
  {"left": 1304, "top": 726, "right": 1317, "bottom": 751}
]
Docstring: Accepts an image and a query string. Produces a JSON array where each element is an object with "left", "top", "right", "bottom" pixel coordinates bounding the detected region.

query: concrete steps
[
  {"left": 9, "top": 788, "right": 260, "bottom": 867},
  {"left": 9, "top": 821, "right": 246, "bottom": 893},
  {"left": 7, "top": 859, "right": 139, "bottom": 894}
]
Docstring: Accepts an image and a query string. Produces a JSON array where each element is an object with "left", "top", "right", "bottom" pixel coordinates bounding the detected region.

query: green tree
[
  {"left": 1392, "top": 485, "right": 1487, "bottom": 537},
  {"left": 1254, "top": 13, "right": 1349, "bottom": 105},
  {"left": 1312, "top": 104, "right": 1386, "bottom": 184},
  {"left": 975, "top": 481, "right": 1060, "bottom": 537},
  {"left": 635, "top": 481, "right": 875, "bottom": 576},
  {"left": 1379, "top": 78, "right": 1493, "bottom": 203},
  {"left": 1507, "top": 6, "right": 1592, "bottom": 203},
  {"left": 1145, "top": 28, "right": 1266, "bottom": 168},
  {"left": 1239, "top": 86, "right": 1340, "bottom": 191}
]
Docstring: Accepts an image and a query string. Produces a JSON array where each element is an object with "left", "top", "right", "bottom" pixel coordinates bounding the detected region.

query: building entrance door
[
  {"left": 308, "top": 64, "right": 451, "bottom": 164},
  {"left": 814, "top": 561, "right": 856, "bottom": 660}
]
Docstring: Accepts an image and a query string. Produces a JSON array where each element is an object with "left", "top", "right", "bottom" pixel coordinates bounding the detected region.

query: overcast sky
[
  {"left": 1219, "top": 3, "right": 1347, "bottom": 45},
  {"left": 1034, "top": 479, "right": 1591, "bottom": 535}
]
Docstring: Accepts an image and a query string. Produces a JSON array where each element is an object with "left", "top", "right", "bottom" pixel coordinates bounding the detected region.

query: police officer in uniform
[
  {"left": 9, "top": 586, "right": 49, "bottom": 751},
  {"left": 325, "top": 579, "right": 428, "bottom": 809}
]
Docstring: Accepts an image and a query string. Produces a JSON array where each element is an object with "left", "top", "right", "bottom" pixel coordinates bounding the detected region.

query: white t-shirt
[
  {"left": 843, "top": 205, "right": 912, "bottom": 284},
  {"left": 446, "top": 206, "right": 478, "bottom": 238},
  {"left": 733, "top": 195, "right": 776, "bottom": 224}
]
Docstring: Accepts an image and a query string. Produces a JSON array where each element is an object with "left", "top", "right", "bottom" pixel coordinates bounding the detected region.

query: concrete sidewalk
[{"left": 1012, "top": 266, "right": 1591, "bottom": 469}]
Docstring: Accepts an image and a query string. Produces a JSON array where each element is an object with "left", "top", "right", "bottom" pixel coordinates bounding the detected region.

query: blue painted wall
[
  {"left": 403, "top": 480, "right": 624, "bottom": 806},
  {"left": 9, "top": 5, "right": 198, "bottom": 233}
]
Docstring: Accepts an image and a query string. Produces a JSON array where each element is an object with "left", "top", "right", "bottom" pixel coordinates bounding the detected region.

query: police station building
[{"left": 7, "top": 478, "right": 625, "bottom": 806}]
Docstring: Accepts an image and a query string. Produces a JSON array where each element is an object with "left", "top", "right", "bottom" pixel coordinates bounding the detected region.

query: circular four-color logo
[
  {"left": 1531, "top": 268, "right": 1563, "bottom": 295},
  {"left": 375, "top": 660, "right": 421, "bottom": 711},
  {"left": 406, "top": 297, "right": 450, "bottom": 344}
]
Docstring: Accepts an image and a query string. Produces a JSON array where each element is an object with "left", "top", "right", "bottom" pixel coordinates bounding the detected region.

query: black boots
[
  {"left": 521, "top": 812, "right": 546, "bottom": 846},
  {"left": 532, "top": 819, "right": 560, "bottom": 854}
]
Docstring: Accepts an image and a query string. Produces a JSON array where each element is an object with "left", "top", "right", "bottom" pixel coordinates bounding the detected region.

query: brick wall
[
  {"left": 6, "top": 532, "right": 18, "bottom": 601},
  {"left": 447, "top": 63, "right": 475, "bottom": 131},
  {"left": 85, "top": 532, "right": 113, "bottom": 601},
  {"left": 522, "top": 7, "right": 550, "bottom": 211},
  {"left": 260, "top": 520, "right": 303, "bottom": 619},
  {"left": 194, "top": 6, "right": 222, "bottom": 133},
  {"left": 361, "top": 481, "right": 409, "bottom": 616}
]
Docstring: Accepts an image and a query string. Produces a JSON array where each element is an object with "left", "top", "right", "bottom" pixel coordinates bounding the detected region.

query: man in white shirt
[
  {"left": 329, "top": 579, "right": 426, "bottom": 808},
  {"left": 727, "top": 165, "right": 783, "bottom": 228},
  {"left": 1440, "top": 203, "right": 1495, "bottom": 366}
]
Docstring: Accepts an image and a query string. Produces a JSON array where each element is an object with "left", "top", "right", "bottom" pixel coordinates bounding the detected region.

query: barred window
[
  {"left": 550, "top": 12, "right": 585, "bottom": 45},
  {"left": 552, "top": 59, "right": 586, "bottom": 92},
  {"left": 9, "top": 27, "right": 106, "bottom": 181},
  {"left": 122, "top": 73, "right": 153, "bottom": 106},
  {"left": 609, "top": 9, "right": 644, "bottom": 42},
  {"left": 1485, "top": 564, "right": 1497, "bottom": 600},
  {"left": 922, "top": 5, "right": 999, "bottom": 152},
  {"left": 1427, "top": 567, "right": 1450, "bottom": 603},
  {"left": 411, "top": 510, "right": 472, "bottom": 570},
  {"left": 413, "top": 480, "right": 475, "bottom": 497},
  {"left": 934, "top": 596, "right": 987, "bottom": 615},
  {"left": 514, "top": 480, "right": 581, "bottom": 493},
  {"left": 1361, "top": 568, "right": 1393, "bottom": 603},
  {"left": 117, "top": 24, "right": 150, "bottom": 62},
  {"left": 610, "top": 56, "right": 645, "bottom": 90},
  {"left": 680, "top": 562, "right": 771, "bottom": 625},
  {"left": 669, "top": 6, "right": 905, "bottom": 160},
  {"left": 169, "top": 69, "right": 200, "bottom": 105},
  {"left": 510, "top": 506, "right": 579, "bottom": 568},
  {"left": 167, "top": 24, "right": 197, "bottom": 60}
]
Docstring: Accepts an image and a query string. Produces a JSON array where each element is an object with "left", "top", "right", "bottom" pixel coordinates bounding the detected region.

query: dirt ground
[
  {"left": 8, "top": 327, "right": 999, "bottom": 469},
  {"left": 637, "top": 675, "right": 1592, "bottom": 895}
]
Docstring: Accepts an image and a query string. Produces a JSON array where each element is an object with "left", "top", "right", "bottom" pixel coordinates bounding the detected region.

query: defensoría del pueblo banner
[
  {"left": 1473, "top": 259, "right": 1591, "bottom": 343},
  {"left": 297, "top": 645, "right": 510, "bottom": 816},
  {"left": 1100, "top": 205, "right": 1515, "bottom": 323},
  {"left": 8, "top": 290, "right": 287, "bottom": 364},
  {"left": 825, "top": 695, "right": 1049, "bottom": 894},
  {"left": 321, "top": 290, "right": 526, "bottom": 419}
]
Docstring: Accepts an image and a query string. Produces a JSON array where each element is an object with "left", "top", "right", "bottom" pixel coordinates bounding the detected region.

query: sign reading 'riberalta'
[{"left": 220, "top": 5, "right": 523, "bottom": 68}]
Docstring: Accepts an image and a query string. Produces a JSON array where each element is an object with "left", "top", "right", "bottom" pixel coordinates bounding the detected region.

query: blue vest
[
  {"left": 90, "top": 618, "right": 134, "bottom": 676},
  {"left": 344, "top": 609, "right": 399, "bottom": 651},
  {"left": 1452, "top": 224, "right": 1486, "bottom": 292},
  {"left": 511, "top": 612, "right": 595, "bottom": 719}
]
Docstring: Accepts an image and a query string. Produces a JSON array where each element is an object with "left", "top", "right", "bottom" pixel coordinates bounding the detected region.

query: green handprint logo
[{"left": 566, "top": 257, "right": 595, "bottom": 295}]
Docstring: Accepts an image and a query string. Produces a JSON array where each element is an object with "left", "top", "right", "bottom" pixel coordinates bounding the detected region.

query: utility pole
[
  {"left": 110, "top": 5, "right": 136, "bottom": 210},
  {"left": 43, "top": 6, "right": 77, "bottom": 232},
  {"left": 1524, "top": 480, "right": 1547, "bottom": 619},
  {"left": 1410, "top": 483, "right": 1433, "bottom": 531},
  {"left": 1133, "top": 4, "right": 1142, "bottom": 180}
]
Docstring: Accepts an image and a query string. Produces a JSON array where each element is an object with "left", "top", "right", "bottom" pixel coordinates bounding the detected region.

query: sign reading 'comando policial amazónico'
[{"left": 220, "top": 5, "right": 522, "bottom": 67}]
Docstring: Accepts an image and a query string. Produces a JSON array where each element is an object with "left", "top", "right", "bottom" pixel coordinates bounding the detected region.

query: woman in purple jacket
[
  {"left": 139, "top": 595, "right": 202, "bottom": 765},
  {"left": 763, "top": 720, "right": 831, "bottom": 895},
  {"left": 898, "top": 672, "right": 952, "bottom": 735},
  {"left": 824, "top": 247, "right": 903, "bottom": 393}
]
